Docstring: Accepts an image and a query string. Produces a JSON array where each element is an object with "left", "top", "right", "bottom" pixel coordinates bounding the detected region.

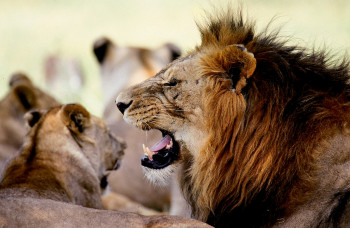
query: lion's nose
[{"left": 116, "top": 100, "right": 133, "bottom": 115}]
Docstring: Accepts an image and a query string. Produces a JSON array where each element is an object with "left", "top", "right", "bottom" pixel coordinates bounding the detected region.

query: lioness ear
[
  {"left": 164, "top": 43, "right": 182, "bottom": 61},
  {"left": 61, "top": 104, "right": 91, "bottom": 133},
  {"left": 9, "top": 72, "right": 32, "bottom": 88},
  {"left": 155, "top": 43, "right": 182, "bottom": 62},
  {"left": 93, "top": 37, "right": 114, "bottom": 64},
  {"left": 9, "top": 72, "right": 39, "bottom": 111},
  {"left": 24, "top": 110, "right": 44, "bottom": 128},
  {"left": 216, "top": 45, "right": 256, "bottom": 94},
  {"left": 12, "top": 85, "right": 38, "bottom": 111}
]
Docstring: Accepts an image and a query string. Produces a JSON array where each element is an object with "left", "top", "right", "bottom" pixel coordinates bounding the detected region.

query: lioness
[
  {"left": 93, "top": 37, "right": 189, "bottom": 215},
  {"left": 0, "top": 103, "right": 125, "bottom": 208},
  {"left": 116, "top": 9, "right": 350, "bottom": 228},
  {"left": 0, "top": 72, "right": 59, "bottom": 168},
  {"left": 0, "top": 104, "right": 210, "bottom": 228}
]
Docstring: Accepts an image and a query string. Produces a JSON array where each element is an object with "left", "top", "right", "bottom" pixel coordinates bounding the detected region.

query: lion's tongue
[{"left": 150, "top": 135, "right": 172, "bottom": 152}]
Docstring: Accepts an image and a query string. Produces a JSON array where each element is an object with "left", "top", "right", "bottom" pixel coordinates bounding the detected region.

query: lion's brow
[
  {"left": 154, "top": 67, "right": 169, "bottom": 77},
  {"left": 154, "top": 55, "right": 195, "bottom": 79}
]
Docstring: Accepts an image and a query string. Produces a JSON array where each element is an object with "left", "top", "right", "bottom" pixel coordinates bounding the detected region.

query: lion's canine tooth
[
  {"left": 165, "top": 139, "right": 173, "bottom": 150},
  {"left": 143, "top": 144, "right": 153, "bottom": 160}
]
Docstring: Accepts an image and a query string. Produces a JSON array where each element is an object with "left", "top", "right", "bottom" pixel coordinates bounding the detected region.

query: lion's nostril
[{"left": 116, "top": 100, "right": 133, "bottom": 115}]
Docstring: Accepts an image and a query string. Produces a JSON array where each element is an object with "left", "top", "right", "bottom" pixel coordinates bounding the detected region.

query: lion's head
[
  {"left": 0, "top": 103, "right": 125, "bottom": 208},
  {"left": 116, "top": 11, "right": 350, "bottom": 227},
  {"left": 93, "top": 37, "right": 181, "bottom": 109},
  {"left": 0, "top": 72, "right": 59, "bottom": 167}
]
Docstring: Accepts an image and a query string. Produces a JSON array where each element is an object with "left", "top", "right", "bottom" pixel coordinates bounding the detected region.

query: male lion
[
  {"left": 0, "top": 104, "right": 210, "bottom": 228},
  {"left": 0, "top": 72, "right": 59, "bottom": 168},
  {"left": 116, "top": 10, "right": 350, "bottom": 228}
]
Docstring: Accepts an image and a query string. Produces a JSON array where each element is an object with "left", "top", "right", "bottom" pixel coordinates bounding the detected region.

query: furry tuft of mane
[{"left": 182, "top": 9, "right": 350, "bottom": 227}]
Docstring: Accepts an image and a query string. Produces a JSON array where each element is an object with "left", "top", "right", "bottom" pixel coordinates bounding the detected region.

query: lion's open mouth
[{"left": 141, "top": 131, "right": 179, "bottom": 169}]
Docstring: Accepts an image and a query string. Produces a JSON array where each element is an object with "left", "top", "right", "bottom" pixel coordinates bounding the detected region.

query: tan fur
[
  {"left": 94, "top": 37, "right": 189, "bottom": 214},
  {"left": 0, "top": 104, "right": 125, "bottom": 207},
  {"left": 0, "top": 73, "right": 59, "bottom": 168},
  {"left": 116, "top": 10, "right": 350, "bottom": 228},
  {"left": 101, "top": 191, "right": 164, "bottom": 216},
  {"left": 0, "top": 197, "right": 212, "bottom": 228}
]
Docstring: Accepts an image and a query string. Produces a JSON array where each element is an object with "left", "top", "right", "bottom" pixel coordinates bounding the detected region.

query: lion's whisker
[
  {"left": 159, "top": 108, "right": 187, "bottom": 112},
  {"left": 153, "top": 114, "right": 172, "bottom": 120},
  {"left": 148, "top": 121, "right": 164, "bottom": 130}
]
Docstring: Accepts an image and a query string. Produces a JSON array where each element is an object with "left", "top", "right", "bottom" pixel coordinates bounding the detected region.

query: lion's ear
[
  {"left": 9, "top": 72, "right": 32, "bottom": 88},
  {"left": 24, "top": 110, "right": 44, "bottom": 128},
  {"left": 9, "top": 73, "right": 39, "bottom": 111},
  {"left": 61, "top": 104, "right": 91, "bottom": 133},
  {"left": 217, "top": 45, "right": 256, "bottom": 94},
  {"left": 156, "top": 43, "right": 182, "bottom": 61},
  {"left": 93, "top": 37, "right": 114, "bottom": 64},
  {"left": 12, "top": 85, "right": 38, "bottom": 111}
]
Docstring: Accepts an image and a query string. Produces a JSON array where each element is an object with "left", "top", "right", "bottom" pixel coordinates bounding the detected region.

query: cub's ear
[
  {"left": 61, "top": 103, "right": 90, "bottom": 133},
  {"left": 24, "top": 110, "right": 44, "bottom": 128},
  {"left": 205, "top": 45, "right": 256, "bottom": 94}
]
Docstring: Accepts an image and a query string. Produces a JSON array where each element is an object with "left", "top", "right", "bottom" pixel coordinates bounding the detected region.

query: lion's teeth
[
  {"left": 142, "top": 144, "right": 153, "bottom": 160},
  {"left": 165, "top": 139, "right": 173, "bottom": 150}
]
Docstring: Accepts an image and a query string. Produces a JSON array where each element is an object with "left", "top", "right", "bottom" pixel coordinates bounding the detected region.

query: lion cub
[{"left": 0, "top": 103, "right": 125, "bottom": 209}]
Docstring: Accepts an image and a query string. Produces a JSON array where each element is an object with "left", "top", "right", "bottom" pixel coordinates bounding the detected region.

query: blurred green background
[{"left": 0, "top": 0, "right": 349, "bottom": 116}]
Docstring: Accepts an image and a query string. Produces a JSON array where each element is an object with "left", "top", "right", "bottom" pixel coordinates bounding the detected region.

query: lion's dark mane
[{"left": 183, "top": 11, "right": 350, "bottom": 228}]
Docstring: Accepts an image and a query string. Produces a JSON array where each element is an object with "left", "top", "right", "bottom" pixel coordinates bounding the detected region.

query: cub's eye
[{"left": 164, "top": 78, "right": 178, "bottom": 87}]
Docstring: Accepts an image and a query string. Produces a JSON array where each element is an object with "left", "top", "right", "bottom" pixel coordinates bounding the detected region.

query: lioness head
[
  {"left": 22, "top": 104, "right": 125, "bottom": 189},
  {"left": 93, "top": 37, "right": 181, "bottom": 108},
  {"left": 0, "top": 72, "right": 59, "bottom": 166},
  {"left": 116, "top": 43, "right": 256, "bottom": 184}
]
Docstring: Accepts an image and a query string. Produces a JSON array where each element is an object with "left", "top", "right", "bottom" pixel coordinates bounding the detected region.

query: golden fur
[
  {"left": 116, "top": 9, "right": 350, "bottom": 228},
  {"left": 0, "top": 103, "right": 125, "bottom": 208},
  {"left": 0, "top": 197, "right": 211, "bottom": 228},
  {"left": 0, "top": 73, "right": 59, "bottom": 168}
]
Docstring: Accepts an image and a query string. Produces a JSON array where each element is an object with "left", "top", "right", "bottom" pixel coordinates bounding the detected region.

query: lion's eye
[{"left": 164, "top": 78, "right": 178, "bottom": 87}]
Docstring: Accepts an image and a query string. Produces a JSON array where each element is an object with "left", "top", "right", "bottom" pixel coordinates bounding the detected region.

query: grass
[{"left": 0, "top": 0, "right": 349, "bottom": 116}]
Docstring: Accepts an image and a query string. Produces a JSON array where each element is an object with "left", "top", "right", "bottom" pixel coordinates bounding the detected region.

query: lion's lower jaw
[{"left": 142, "top": 164, "right": 178, "bottom": 186}]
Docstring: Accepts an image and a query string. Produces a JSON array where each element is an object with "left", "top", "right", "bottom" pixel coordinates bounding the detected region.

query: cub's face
[{"left": 116, "top": 54, "right": 208, "bottom": 184}]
